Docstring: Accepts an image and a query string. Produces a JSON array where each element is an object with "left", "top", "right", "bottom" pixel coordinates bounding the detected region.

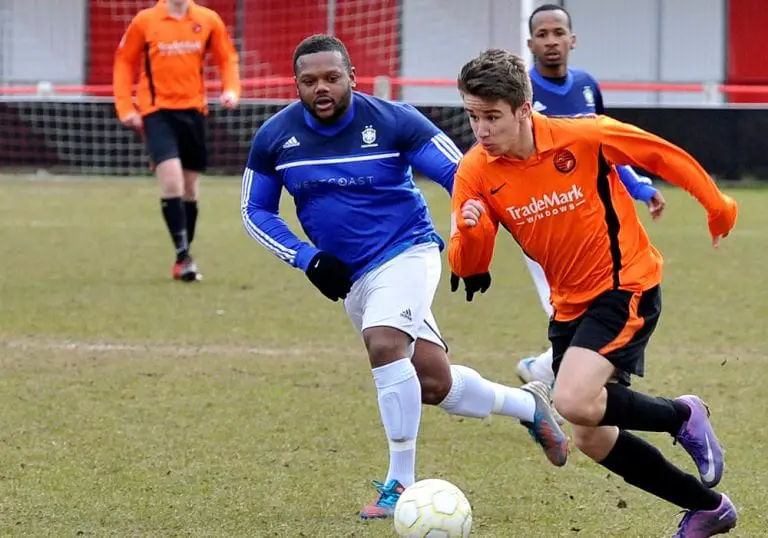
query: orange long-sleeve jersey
[
  {"left": 449, "top": 112, "right": 738, "bottom": 321},
  {"left": 113, "top": 0, "right": 240, "bottom": 121}
]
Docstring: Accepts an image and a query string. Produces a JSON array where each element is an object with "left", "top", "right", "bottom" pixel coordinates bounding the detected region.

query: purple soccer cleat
[
  {"left": 674, "top": 493, "right": 737, "bottom": 537},
  {"left": 675, "top": 395, "right": 724, "bottom": 488}
]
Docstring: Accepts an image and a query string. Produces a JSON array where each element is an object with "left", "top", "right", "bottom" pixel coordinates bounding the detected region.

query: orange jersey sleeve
[
  {"left": 448, "top": 155, "right": 500, "bottom": 278},
  {"left": 113, "top": 15, "right": 145, "bottom": 121},
  {"left": 597, "top": 115, "right": 738, "bottom": 238},
  {"left": 208, "top": 13, "right": 241, "bottom": 98}
]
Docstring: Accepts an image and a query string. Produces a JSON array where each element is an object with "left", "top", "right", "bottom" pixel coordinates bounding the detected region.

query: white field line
[{"left": 0, "top": 338, "right": 353, "bottom": 358}]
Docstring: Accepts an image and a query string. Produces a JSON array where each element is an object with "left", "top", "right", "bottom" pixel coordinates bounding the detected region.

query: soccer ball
[{"left": 393, "top": 478, "right": 472, "bottom": 537}]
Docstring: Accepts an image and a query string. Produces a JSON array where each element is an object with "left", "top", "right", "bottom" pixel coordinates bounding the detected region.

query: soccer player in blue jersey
[
  {"left": 241, "top": 34, "right": 569, "bottom": 520},
  {"left": 516, "top": 3, "right": 668, "bottom": 387}
]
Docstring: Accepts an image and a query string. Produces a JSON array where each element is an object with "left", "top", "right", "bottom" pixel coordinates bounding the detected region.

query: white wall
[
  {"left": 401, "top": 0, "right": 536, "bottom": 105},
  {"left": 401, "top": 0, "right": 726, "bottom": 106},
  {"left": 566, "top": 0, "right": 725, "bottom": 106},
  {"left": 0, "top": 0, "right": 87, "bottom": 85}
]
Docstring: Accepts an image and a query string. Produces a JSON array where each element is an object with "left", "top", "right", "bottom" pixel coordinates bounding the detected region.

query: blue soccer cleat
[{"left": 359, "top": 479, "right": 405, "bottom": 520}]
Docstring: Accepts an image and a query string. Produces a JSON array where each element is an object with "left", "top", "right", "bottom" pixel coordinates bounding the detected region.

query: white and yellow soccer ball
[{"left": 393, "top": 478, "right": 472, "bottom": 537}]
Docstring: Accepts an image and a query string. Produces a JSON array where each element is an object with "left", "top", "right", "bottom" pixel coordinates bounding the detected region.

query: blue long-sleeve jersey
[
  {"left": 530, "top": 66, "right": 658, "bottom": 203},
  {"left": 241, "top": 92, "right": 462, "bottom": 282}
]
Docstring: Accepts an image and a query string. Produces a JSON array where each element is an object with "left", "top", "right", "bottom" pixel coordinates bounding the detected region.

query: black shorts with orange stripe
[{"left": 548, "top": 285, "right": 661, "bottom": 386}]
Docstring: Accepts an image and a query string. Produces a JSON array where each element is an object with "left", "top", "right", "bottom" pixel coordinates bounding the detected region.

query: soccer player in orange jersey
[
  {"left": 113, "top": 0, "right": 240, "bottom": 281},
  {"left": 449, "top": 49, "right": 738, "bottom": 537},
  {"left": 516, "top": 3, "right": 667, "bottom": 387}
]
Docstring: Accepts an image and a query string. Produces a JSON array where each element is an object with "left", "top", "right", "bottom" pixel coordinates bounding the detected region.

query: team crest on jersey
[
  {"left": 192, "top": 23, "right": 202, "bottom": 33},
  {"left": 361, "top": 125, "right": 378, "bottom": 148},
  {"left": 583, "top": 86, "right": 595, "bottom": 107},
  {"left": 553, "top": 149, "right": 576, "bottom": 173}
]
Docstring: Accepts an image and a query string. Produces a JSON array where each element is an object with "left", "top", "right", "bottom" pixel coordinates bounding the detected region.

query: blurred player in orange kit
[
  {"left": 449, "top": 48, "right": 739, "bottom": 537},
  {"left": 113, "top": 0, "right": 240, "bottom": 282}
]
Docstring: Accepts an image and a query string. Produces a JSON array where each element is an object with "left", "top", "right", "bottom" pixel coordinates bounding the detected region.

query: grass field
[{"left": 0, "top": 176, "right": 766, "bottom": 537}]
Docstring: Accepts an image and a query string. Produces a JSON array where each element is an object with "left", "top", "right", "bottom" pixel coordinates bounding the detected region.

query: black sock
[
  {"left": 160, "top": 197, "right": 189, "bottom": 262},
  {"left": 184, "top": 200, "right": 198, "bottom": 245},
  {"left": 599, "top": 383, "right": 691, "bottom": 435},
  {"left": 600, "top": 430, "right": 721, "bottom": 511}
]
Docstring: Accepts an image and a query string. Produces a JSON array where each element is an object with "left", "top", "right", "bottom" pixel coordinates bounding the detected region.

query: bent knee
[
  {"left": 183, "top": 173, "right": 199, "bottom": 200},
  {"left": 412, "top": 341, "right": 452, "bottom": 405},
  {"left": 419, "top": 373, "right": 451, "bottom": 406},
  {"left": 572, "top": 426, "right": 618, "bottom": 461},
  {"left": 553, "top": 389, "right": 600, "bottom": 426},
  {"left": 364, "top": 327, "right": 412, "bottom": 367}
]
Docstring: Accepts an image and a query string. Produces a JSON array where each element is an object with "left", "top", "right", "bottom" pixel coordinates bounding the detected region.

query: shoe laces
[
  {"left": 371, "top": 480, "right": 402, "bottom": 508},
  {"left": 673, "top": 425, "right": 702, "bottom": 454},
  {"left": 674, "top": 510, "right": 693, "bottom": 536}
]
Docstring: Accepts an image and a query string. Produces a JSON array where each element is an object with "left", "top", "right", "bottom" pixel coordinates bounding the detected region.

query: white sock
[
  {"left": 372, "top": 358, "right": 422, "bottom": 488},
  {"left": 530, "top": 347, "right": 555, "bottom": 385},
  {"left": 438, "top": 365, "right": 536, "bottom": 422},
  {"left": 524, "top": 255, "right": 554, "bottom": 318}
]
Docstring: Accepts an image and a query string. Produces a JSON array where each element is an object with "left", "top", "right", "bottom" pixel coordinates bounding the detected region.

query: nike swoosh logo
[
  {"left": 702, "top": 432, "right": 717, "bottom": 484},
  {"left": 490, "top": 184, "right": 506, "bottom": 195}
]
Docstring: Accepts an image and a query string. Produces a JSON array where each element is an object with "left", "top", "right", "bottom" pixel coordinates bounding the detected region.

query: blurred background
[{"left": 0, "top": 0, "right": 765, "bottom": 178}]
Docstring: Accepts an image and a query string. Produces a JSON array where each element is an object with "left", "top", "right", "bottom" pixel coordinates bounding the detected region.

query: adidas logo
[
  {"left": 282, "top": 136, "right": 300, "bottom": 148},
  {"left": 400, "top": 308, "right": 412, "bottom": 322}
]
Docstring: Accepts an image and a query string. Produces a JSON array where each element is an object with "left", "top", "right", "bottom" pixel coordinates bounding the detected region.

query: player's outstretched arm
[
  {"left": 597, "top": 115, "right": 738, "bottom": 245},
  {"left": 616, "top": 165, "right": 657, "bottom": 201},
  {"left": 592, "top": 80, "right": 661, "bottom": 211},
  {"left": 396, "top": 103, "right": 462, "bottom": 193},
  {"left": 113, "top": 16, "right": 144, "bottom": 128},
  {"left": 447, "top": 167, "right": 499, "bottom": 301},
  {"left": 209, "top": 12, "right": 241, "bottom": 109},
  {"left": 615, "top": 165, "right": 666, "bottom": 219}
]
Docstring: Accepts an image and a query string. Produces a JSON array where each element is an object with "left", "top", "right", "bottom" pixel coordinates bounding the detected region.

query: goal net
[{"left": 0, "top": 0, "right": 540, "bottom": 176}]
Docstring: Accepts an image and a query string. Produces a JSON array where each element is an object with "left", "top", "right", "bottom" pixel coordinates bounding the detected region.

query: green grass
[{"left": 0, "top": 176, "right": 766, "bottom": 537}]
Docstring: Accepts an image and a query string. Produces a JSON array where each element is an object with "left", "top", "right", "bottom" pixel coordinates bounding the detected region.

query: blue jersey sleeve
[
  {"left": 395, "top": 102, "right": 461, "bottom": 193},
  {"left": 241, "top": 130, "right": 320, "bottom": 271},
  {"left": 617, "top": 165, "right": 657, "bottom": 203},
  {"left": 594, "top": 84, "right": 605, "bottom": 115},
  {"left": 585, "top": 73, "right": 605, "bottom": 115}
]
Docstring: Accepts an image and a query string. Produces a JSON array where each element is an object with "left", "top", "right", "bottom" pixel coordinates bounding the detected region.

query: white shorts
[
  {"left": 344, "top": 242, "right": 446, "bottom": 355},
  {"left": 524, "top": 254, "right": 554, "bottom": 318}
]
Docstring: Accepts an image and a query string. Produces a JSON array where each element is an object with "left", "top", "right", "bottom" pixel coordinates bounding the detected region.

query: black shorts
[
  {"left": 142, "top": 109, "right": 208, "bottom": 172},
  {"left": 548, "top": 285, "right": 662, "bottom": 386}
]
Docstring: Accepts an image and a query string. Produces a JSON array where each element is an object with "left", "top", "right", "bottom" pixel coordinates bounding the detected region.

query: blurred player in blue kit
[
  {"left": 516, "top": 4, "right": 668, "bottom": 387},
  {"left": 240, "top": 34, "right": 569, "bottom": 520}
]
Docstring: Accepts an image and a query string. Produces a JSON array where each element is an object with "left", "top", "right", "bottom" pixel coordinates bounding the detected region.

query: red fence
[
  {"left": 726, "top": 0, "right": 768, "bottom": 103},
  {"left": 85, "top": 0, "right": 398, "bottom": 98}
]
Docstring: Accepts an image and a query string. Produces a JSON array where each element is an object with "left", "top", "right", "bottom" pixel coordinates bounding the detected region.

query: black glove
[
  {"left": 450, "top": 272, "right": 491, "bottom": 302},
  {"left": 305, "top": 251, "right": 352, "bottom": 302}
]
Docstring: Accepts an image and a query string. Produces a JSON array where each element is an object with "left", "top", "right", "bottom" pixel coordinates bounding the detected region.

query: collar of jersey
[
  {"left": 302, "top": 94, "right": 356, "bottom": 136},
  {"left": 530, "top": 66, "right": 573, "bottom": 96},
  {"left": 158, "top": 0, "right": 197, "bottom": 20},
  {"left": 485, "top": 112, "right": 554, "bottom": 164}
]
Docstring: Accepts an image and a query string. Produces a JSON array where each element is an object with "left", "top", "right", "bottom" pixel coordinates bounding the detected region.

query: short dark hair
[
  {"left": 528, "top": 3, "right": 572, "bottom": 34},
  {"left": 457, "top": 49, "right": 532, "bottom": 110},
  {"left": 292, "top": 34, "right": 352, "bottom": 74}
]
